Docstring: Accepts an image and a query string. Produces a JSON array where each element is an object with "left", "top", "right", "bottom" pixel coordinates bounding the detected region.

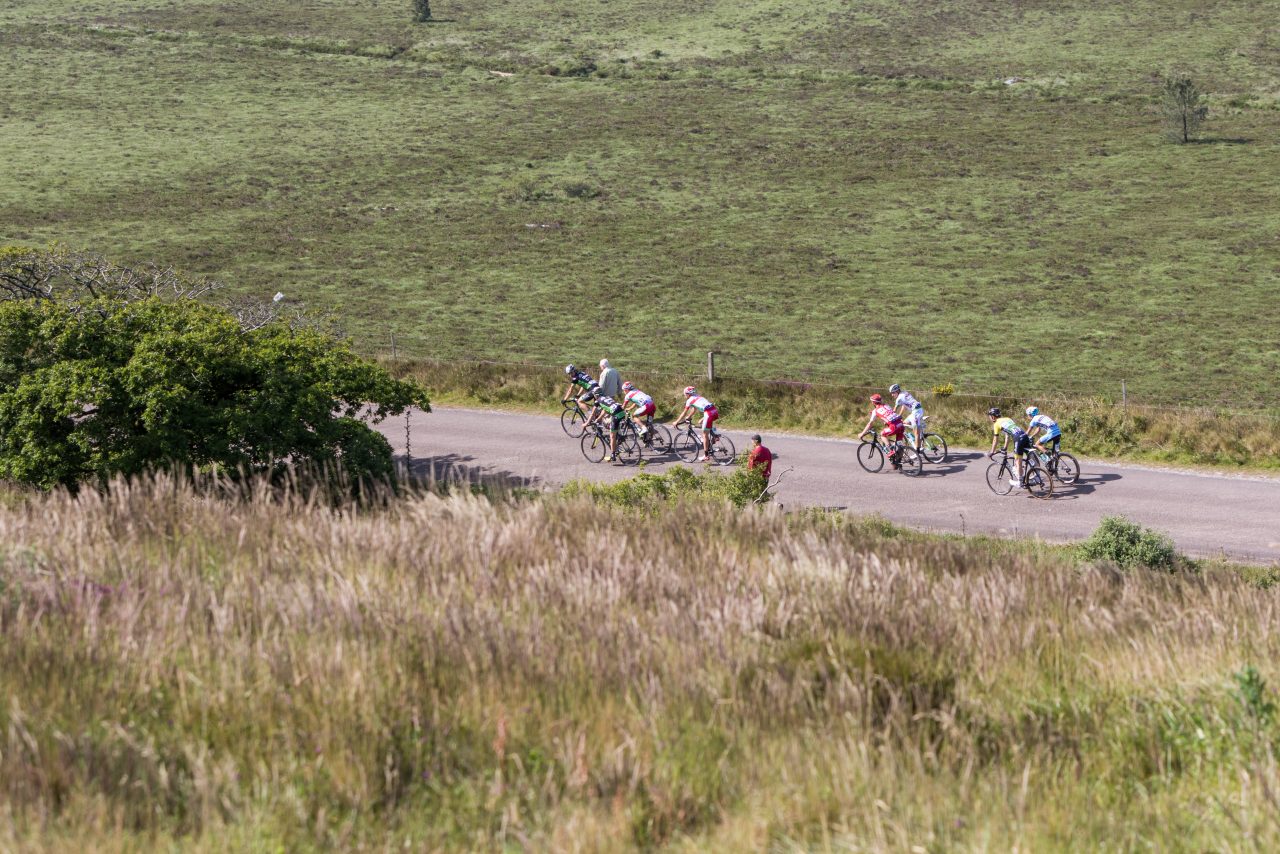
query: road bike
[
  {"left": 857, "top": 431, "right": 923, "bottom": 476},
  {"left": 561, "top": 399, "right": 591, "bottom": 438},
  {"left": 580, "top": 418, "right": 642, "bottom": 465},
  {"left": 985, "top": 449, "right": 1052, "bottom": 499},
  {"left": 1035, "top": 445, "right": 1080, "bottom": 485},
  {"left": 672, "top": 421, "right": 736, "bottom": 465}
]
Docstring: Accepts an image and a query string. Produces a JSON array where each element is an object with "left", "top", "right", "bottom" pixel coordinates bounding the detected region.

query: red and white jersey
[
  {"left": 873, "top": 404, "right": 902, "bottom": 424},
  {"left": 625, "top": 389, "right": 653, "bottom": 408},
  {"left": 687, "top": 395, "right": 716, "bottom": 412}
]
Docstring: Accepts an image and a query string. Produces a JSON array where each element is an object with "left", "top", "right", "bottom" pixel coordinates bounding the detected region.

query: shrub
[
  {"left": 560, "top": 465, "right": 768, "bottom": 509},
  {"left": 1077, "top": 515, "right": 1179, "bottom": 571},
  {"left": 562, "top": 180, "right": 602, "bottom": 200},
  {"left": 931, "top": 382, "right": 955, "bottom": 398},
  {"left": 411, "top": 0, "right": 431, "bottom": 23}
]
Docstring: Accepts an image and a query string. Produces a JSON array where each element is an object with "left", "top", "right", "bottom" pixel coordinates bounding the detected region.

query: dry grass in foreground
[{"left": 2, "top": 475, "right": 1280, "bottom": 851}]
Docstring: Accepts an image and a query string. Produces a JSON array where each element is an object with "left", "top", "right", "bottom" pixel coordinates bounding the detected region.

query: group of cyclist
[
  {"left": 564, "top": 362, "right": 1066, "bottom": 490},
  {"left": 562, "top": 364, "right": 720, "bottom": 463}
]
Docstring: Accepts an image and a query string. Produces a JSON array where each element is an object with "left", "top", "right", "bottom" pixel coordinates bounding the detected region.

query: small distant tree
[
  {"left": 1162, "top": 74, "right": 1209, "bottom": 143},
  {"left": 412, "top": 0, "right": 432, "bottom": 22}
]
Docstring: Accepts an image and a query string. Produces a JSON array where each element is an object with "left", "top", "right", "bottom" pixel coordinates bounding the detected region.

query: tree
[
  {"left": 0, "top": 296, "right": 429, "bottom": 489},
  {"left": 1162, "top": 74, "right": 1209, "bottom": 143},
  {"left": 411, "top": 0, "right": 432, "bottom": 22}
]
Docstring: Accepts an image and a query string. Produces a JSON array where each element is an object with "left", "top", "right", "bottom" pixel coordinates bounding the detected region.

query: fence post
[
  {"left": 391, "top": 332, "right": 398, "bottom": 363},
  {"left": 707, "top": 351, "right": 716, "bottom": 383},
  {"left": 1121, "top": 378, "right": 1127, "bottom": 412}
]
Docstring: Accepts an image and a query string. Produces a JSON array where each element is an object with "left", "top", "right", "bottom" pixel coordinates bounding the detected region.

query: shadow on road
[
  {"left": 1050, "top": 472, "right": 1121, "bottom": 500},
  {"left": 401, "top": 453, "right": 541, "bottom": 490},
  {"left": 919, "top": 450, "right": 983, "bottom": 477}
]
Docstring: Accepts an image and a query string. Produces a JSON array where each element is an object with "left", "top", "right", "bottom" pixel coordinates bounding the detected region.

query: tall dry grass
[
  {"left": 393, "top": 358, "right": 1280, "bottom": 469},
  {"left": 2, "top": 475, "right": 1280, "bottom": 850}
]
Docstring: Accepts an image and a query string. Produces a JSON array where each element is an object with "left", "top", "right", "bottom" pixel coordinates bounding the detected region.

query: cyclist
[
  {"left": 890, "top": 383, "right": 925, "bottom": 451},
  {"left": 1025, "top": 406, "right": 1062, "bottom": 456},
  {"left": 860, "top": 393, "right": 906, "bottom": 468},
  {"left": 591, "top": 391, "right": 630, "bottom": 462},
  {"left": 562, "top": 364, "right": 600, "bottom": 415},
  {"left": 988, "top": 407, "right": 1032, "bottom": 489},
  {"left": 621, "top": 381, "right": 656, "bottom": 440},
  {"left": 675, "top": 386, "right": 719, "bottom": 462}
]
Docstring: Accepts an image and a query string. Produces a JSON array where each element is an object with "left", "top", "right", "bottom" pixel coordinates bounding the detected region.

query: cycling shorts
[
  {"left": 698, "top": 406, "right": 719, "bottom": 429},
  {"left": 578, "top": 392, "right": 596, "bottom": 404},
  {"left": 881, "top": 422, "right": 905, "bottom": 441},
  {"left": 607, "top": 411, "right": 627, "bottom": 433},
  {"left": 635, "top": 401, "right": 655, "bottom": 418},
  {"left": 1038, "top": 434, "right": 1061, "bottom": 451},
  {"left": 904, "top": 410, "right": 925, "bottom": 431},
  {"left": 1013, "top": 433, "right": 1032, "bottom": 456}
]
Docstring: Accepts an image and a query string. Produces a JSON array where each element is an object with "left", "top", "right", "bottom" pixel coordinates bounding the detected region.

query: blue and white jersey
[
  {"left": 1029, "top": 413, "right": 1060, "bottom": 437},
  {"left": 894, "top": 391, "right": 923, "bottom": 411}
]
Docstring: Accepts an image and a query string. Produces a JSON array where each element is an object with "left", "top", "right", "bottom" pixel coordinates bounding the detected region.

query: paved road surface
[{"left": 379, "top": 407, "right": 1280, "bottom": 562}]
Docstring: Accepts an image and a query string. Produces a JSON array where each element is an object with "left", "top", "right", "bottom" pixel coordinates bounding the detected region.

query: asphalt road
[{"left": 379, "top": 407, "right": 1280, "bottom": 563}]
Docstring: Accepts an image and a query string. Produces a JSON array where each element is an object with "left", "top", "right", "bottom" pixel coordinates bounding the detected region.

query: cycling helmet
[
  {"left": 684, "top": 386, "right": 697, "bottom": 397},
  {"left": 889, "top": 383, "right": 901, "bottom": 394},
  {"left": 622, "top": 381, "right": 634, "bottom": 392},
  {"left": 564, "top": 364, "right": 576, "bottom": 376},
  {"left": 869, "top": 393, "right": 883, "bottom": 404},
  {"left": 1025, "top": 406, "right": 1039, "bottom": 418},
  {"left": 987, "top": 407, "right": 1001, "bottom": 418}
]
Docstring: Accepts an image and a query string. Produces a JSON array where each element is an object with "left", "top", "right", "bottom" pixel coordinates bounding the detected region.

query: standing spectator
[
  {"left": 597, "top": 358, "right": 622, "bottom": 400},
  {"left": 746, "top": 434, "right": 773, "bottom": 480}
]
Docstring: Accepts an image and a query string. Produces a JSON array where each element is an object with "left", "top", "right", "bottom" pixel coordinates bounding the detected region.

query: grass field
[
  {"left": 3, "top": 473, "right": 1280, "bottom": 849},
  {"left": 2, "top": 1, "right": 1279, "bottom": 403}
]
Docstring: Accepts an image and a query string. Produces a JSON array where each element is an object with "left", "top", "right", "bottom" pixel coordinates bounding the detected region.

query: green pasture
[{"left": 1, "top": 0, "right": 1278, "bottom": 403}]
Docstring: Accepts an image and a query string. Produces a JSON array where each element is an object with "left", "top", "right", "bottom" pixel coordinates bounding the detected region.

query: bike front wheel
[
  {"left": 900, "top": 447, "right": 924, "bottom": 477},
  {"left": 580, "top": 429, "right": 608, "bottom": 463},
  {"left": 561, "top": 406, "right": 587, "bottom": 438},
  {"left": 986, "top": 460, "right": 1014, "bottom": 495},
  {"left": 617, "top": 429, "right": 643, "bottom": 465},
  {"left": 711, "top": 433, "right": 736, "bottom": 465},
  {"left": 1052, "top": 453, "right": 1080, "bottom": 485},
  {"left": 857, "top": 439, "right": 885, "bottom": 473},
  {"left": 1025, "top": 460, "right": 1054, "bottom": 499},
  {"left": 673, "top": 430, "right": 703, "bottom": 463},
  {"left": 920, "top": 433, "right": 948, "bottom": 464}
]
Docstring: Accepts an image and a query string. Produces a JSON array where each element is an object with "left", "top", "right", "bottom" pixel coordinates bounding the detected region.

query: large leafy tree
[{"left": 0, "top": 296, "right": 428, "bottom": 489}]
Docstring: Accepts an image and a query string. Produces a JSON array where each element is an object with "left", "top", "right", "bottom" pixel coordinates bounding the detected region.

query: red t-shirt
[{"left": 747, "top": 444, "right": 773, "bottom": 479}]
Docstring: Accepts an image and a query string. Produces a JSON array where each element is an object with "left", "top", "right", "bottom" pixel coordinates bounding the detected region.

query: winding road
[{"left": 380, "top": 407, "right": 1280, "bottom": 563}]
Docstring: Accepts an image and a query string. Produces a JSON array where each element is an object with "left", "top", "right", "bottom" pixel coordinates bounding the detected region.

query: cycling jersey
[
  {"left": 1029, "top": 413, "right": 1061, "bottom": 439},
  {"left": 687, "top": 395, "right": 715, "bottom": 412},
  {"left": 873, "top": 404, "right": 902, "bottom": 425},
  {"left": 624, "top": 389, "right": 653, "bottom": 408},
  {"left": 894, "top": 391, "right": 922, "bottom": 411},
  {"left": 568, "top": 369, "right": 596, "bottom": 390},
  {"left": 596, "top": 396, "right": 626, "bottom": 417},
  {"left": 993, "top": 417, "right": 1026, "bottom": 439}
]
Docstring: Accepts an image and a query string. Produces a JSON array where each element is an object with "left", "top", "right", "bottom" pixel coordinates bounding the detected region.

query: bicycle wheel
[
  {"left": 647, "top": 423, "right": 673, "bottom": 456},
  {"left": 856, "top": 439, "right": 885, "bottom": 473},
  {"left": 1052, "top": 453, "right": 1080, "bottom": 485},
  {"left": 920, "top": 433, "right": 948, "bottom": 464},
  {"left": 986, "top": 460, "right": 1014, "bottom": 495},
  {"left": 616, "top": 428, "right": 642, "bottom": 465},
  {"left": 710, "top": 433, "right": 736, "bottom": 466},
  {"left": 580, "top": 429, "right": 607, "bottom": 463},
  {"left": 673, "top": 430, "right": 703, "bottom": 463},
  {"left": 900, "top": 446, "right": 924, "bottom": 477},
  {"left": 560, "top": 405, "right": 586, "bottom": 438},
  {"left": 1025, "top": 460, "right": 1054, "bottom": 499}
]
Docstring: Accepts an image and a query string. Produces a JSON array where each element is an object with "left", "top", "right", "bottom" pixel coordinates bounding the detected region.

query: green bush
[
  {"left": 411, "top": 0, "right": 431, "bottom": 23},
  {"left": 560, "top": 465, "right": 768, "bottom": 509},
  {"left": 1077, "top": 515, "right": 1179, "bottom": 571}
]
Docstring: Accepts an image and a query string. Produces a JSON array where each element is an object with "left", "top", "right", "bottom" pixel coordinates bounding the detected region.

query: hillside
[
  {"left": 1, "top": 1, "right": 1278, "bottom": 402},
  {"left": 2, "top": 476, "right": 1279, "bottom": 849}
]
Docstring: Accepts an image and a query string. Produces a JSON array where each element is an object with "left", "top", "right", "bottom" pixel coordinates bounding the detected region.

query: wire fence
[{"left": 363, "top": 345, "right": 1280, "bottom": 422}]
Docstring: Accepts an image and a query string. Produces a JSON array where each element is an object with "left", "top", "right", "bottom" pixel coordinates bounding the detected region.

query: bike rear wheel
[
  {"left": 900, "top": 446, "right": 924, "bottom": 477},
  {"left": 920, "top": 433, "right": 948, "bottom": 463},
  {"left": 580, "top": 429, "right": 607, "bottom": 463},
  {"left": 710, "top": 433, "right": 736, "bottom": 465},
  {"left": 646, "top": 423, "right": 673, "bottom": 455},
  {"left": 674, "top": 430, "right": 703, "bottom": 463},
  {"left": 986, "top": 460, "right": 1014, "bottom": 495},
  {"left": 1052, "top": 453, "right": 1080, "bottom": 485},
  {"left": 616, "top": 427, "right": 643, "bottom": 465},
  {"left": 561, "top": 405, "right": 586, "bottom": 438},
  {"left": 1025, "top": 459, "right": 1054, "bottom": 499},
  {"left": 857, "top": 439, "right": 885, "bottom": 473}
]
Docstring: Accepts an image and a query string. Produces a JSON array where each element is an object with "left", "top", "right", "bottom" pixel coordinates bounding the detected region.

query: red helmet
[
  {"left": 870, "top": 393, "right": 883, "bottom": 404},
  {"left": 683, "top": 386, "right": 697, "bottom": 397},
  {"left": 622, "top": 381, "right": 634, "bottom": 392}
]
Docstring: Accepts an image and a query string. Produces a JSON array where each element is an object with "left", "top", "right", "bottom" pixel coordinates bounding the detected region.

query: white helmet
[
  {"left": 1026, "top": 406, "right": 1039, "bottom": 417},
  {"left": 565, "top": 364, "right": 576, "bottom": 375}
]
